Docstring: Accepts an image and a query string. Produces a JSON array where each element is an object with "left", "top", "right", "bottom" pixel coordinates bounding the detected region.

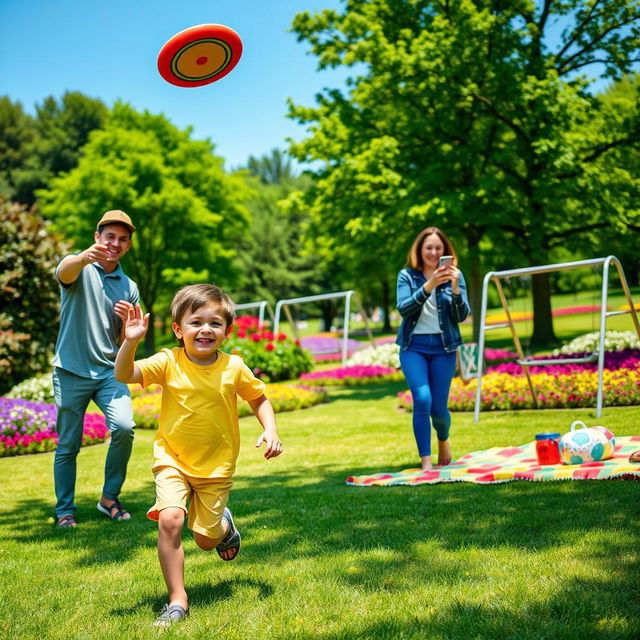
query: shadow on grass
[
  {"left": 110, "top": 577, "right": 273, "bottom": 617},
  {"left": 0, "top": 482, "right": 158, "bottom": 566},
  {"left": 325, "top": 380, "right": 406, "bottom": 402}
]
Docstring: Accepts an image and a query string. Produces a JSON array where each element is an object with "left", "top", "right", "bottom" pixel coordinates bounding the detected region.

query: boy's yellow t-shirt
[{"left": 136, "top": 347, "right": 266, "bottom": 478}]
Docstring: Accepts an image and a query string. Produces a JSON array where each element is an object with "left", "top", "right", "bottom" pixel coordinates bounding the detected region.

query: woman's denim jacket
[{"left": 395, "top": 267, "right": 471, "bottom": 353}]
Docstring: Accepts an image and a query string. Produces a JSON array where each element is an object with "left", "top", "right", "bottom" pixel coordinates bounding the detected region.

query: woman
[{"left": 396, "top": 227, "right": 470, "bottom": 471}]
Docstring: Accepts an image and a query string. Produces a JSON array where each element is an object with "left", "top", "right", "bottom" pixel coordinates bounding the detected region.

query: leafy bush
[
  {"left": 0, "top": 201, "right": 68, "bottom": 394},
  {"left": 346, "top": 342, "right": 401, "bottom": 369},
  {"left": 7, "top": 372, "right": 54, "bottom": 403},
  {"left": 132, "top": 382, "right": 327, "bottom": 428},
  {"left": 553, "top": 331, "right": 640, "bottom": 354},
  {"left": 0, "top": 396, "right": 108, "bottom": 457},
  {"left": 224, "top": 316, "right": 313, "bottom": 381}
]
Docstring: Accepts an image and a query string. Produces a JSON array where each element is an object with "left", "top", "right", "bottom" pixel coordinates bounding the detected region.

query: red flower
[
  {"left": 262, "top": 331, "right": 274, "bottom": 340},
  {"left": 295, "top": 339, "right": 301, "bottom": 346},
  {"left": 237, "top": 329, "right": 247, "bottom": 338},
  {"left": 277, "top": 333, "right": 287, "bottom": 341},
  {"left": 265, "top": 342, "right": 275, "bottom": 351},
  {"left": 250, "top": 333, "right": 261, "bottom": 342}
]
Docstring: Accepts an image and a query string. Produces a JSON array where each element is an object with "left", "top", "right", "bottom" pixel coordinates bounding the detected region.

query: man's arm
[{"left": 57, "top": 242, "right": 110, "bottom": 285}]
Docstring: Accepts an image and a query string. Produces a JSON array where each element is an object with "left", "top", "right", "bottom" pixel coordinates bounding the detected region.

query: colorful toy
[
  {"left": 158, "top": 24, "right": 242, "bottom": 87},
  {"left": 558, "top": 420, "right": 615, "bottom": 465}
]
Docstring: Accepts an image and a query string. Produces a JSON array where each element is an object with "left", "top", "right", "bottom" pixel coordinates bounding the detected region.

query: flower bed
[
  {"left": 132, "top": 383, "right": 327, "bottom": 428},
  {"left": 300, "top": 365, "right": 404, "bottom": 386},
  {"left": 398, "top": 367, "right": 640, "bottom": 412},
  {"left": 301, "top": 333, "right": 365, "bottom": 362},
  {"left": 347, "top": 343, "right": 401, "bottom": 369},
  {"left": 488, "top": 349, "right": 640, "bottom": 376},
  {"left": 485, "top": 305, "right": 609, "bottom": 325},
  {"left": 6, "top": 373, "right": 55, "bottom": 403},
  {"left": 553, "top": 330, "right": 640, "bottom": 354},
  {"left": 0, "top": 397, "right": 109, "bottom": 457}
]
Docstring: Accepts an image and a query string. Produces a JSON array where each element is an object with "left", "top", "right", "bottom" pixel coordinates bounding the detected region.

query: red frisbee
[{"left": 157, "top": 24, "right": 242, "bottom": 87}]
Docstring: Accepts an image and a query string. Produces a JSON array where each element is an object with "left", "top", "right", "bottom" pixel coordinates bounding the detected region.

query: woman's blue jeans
[{"left": 399, "top": 333, "right": 457, "bottom": 457}]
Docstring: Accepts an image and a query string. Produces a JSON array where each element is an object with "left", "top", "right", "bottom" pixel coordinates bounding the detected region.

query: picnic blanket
[{"left": 345, "top": 436, "right": 640, "bottom": 487}]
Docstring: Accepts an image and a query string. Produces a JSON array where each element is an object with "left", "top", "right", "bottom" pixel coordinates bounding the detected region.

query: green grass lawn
[{"left": 1, "top": 382, "right": 639, "bottom": 639}]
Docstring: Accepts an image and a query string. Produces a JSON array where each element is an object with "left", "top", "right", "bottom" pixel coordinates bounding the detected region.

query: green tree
[
  {"left": 289, "top": 0, "right": 640, "bottom": 346},
  {"left": 0, "top": 97, "right": 41, "bottom": 205},
  {"left": 234, "top": 150, "right": 318, "bottom": 305},
  {"left": 0, "top": 92, "right": 107, "bottom": 207},
  {"left": 0, "top": 200, "right": 68, "bottom": 393},
  {"left": 39, "top": 103, "right": 251, "bottom": 354}
]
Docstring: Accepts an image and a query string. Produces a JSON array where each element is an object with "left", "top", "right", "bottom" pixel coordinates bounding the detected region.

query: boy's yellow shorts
[{"left": 147, "top": 466, "right": 233, "bottom": 540}]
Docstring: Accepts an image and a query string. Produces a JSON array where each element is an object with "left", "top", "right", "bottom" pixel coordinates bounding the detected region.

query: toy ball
[{"left": 559, "top": 421, "right": 615, "bottom": 465}]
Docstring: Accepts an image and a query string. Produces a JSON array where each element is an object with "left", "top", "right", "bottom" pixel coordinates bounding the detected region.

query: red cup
[{"left": 535, "top": 433, "right": 561, "bottom": 465}]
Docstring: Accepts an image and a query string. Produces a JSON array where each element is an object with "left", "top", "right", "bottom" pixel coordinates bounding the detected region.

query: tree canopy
[
  {"left": 38, "top": 102, "right": 251, "bottom": 353},
  {"left": 289, "top": 0, "right": 640, "bottom": 345}
]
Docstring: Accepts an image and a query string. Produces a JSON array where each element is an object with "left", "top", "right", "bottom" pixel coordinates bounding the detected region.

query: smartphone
[{"left": 438, "top": 255, "right": 453, "bottom": 268}]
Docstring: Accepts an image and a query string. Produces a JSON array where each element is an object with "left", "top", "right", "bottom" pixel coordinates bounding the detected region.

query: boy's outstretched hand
[
  {"left": 125, "top": 304, "right": 150, "bottom": 342},
  {"left": 256, "top": 430, "right": 283, "bottom": 459}
]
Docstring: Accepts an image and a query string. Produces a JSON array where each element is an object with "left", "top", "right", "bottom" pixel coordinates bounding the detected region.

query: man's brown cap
[{"left": 96, "top": 210, "right": 136, "bottom": 234}]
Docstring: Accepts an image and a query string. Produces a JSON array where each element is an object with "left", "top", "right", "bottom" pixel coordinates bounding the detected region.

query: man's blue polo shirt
[{"left": 53, "top": 259, "right": 140, "bottom": 379}]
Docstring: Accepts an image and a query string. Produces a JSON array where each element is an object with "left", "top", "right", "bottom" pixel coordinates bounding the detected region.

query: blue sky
[{"left": 0, "top": 0, "right": 348, "bottom": 169}]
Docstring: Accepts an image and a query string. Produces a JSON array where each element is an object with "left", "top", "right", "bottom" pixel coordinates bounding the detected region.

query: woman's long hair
[{"left": 407, "top": 227, "right": 458, "bottom": 270}]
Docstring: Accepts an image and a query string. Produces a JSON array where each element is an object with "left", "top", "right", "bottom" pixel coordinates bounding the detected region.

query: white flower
[
  {"left": 347, "top": 342, "right": 401, "bottom": 369},
  {"left": 553, "top": 331, "right": 640, "bottom": 355}
]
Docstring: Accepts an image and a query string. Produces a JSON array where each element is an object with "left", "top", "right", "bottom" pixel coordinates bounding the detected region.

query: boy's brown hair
[{"left": 171, "top": 284, "right": 235, "bottom": 338}]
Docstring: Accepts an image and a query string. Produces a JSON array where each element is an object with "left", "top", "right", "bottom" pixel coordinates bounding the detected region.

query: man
[{"left": 53, "top": 210, "right": 140, "bottom": 527}]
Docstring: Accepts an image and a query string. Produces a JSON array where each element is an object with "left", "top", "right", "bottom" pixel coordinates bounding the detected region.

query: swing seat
[{"left": 516, "top": 353, "right": 598, "bottom": 367}]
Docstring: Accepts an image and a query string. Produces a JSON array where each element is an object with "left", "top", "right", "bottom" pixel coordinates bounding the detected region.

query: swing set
[{"left": 472, "top": 256, "right": 640, "bottom": 422}]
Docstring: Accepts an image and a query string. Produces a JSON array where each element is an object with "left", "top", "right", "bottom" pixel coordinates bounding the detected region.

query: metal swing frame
[
  {"left": 473, "top": 256, "right": 640, "bottom": 422},
  {"left": 273, "top": 290, "right": 376, "bottom": 366},
  {"left": 233, "top": 300, "right": 274, "bottom": 328}
]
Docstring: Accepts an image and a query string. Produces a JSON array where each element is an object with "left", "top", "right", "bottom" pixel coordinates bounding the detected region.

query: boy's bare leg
[
  {"left": 193, "top": 521, "right": 235, "bottom": 559},
  {"left": 158, "top": 508, "right": 188, "bottom": 610}
]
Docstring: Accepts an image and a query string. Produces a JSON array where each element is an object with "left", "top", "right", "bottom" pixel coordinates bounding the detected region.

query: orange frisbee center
[{"left": 175, "top": 41, "right": 228, "bottom": 78}]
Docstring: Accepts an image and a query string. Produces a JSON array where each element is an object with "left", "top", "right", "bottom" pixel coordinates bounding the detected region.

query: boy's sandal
[
  {"left": 629, "top": 450, "right": 640, "bottom": 463},
  {"left": 216, "top": 507, "right": 241, "bottom": 561},
  {"left": 97, "top": 499, "right": 131, "bottom": 521},
  {"left": 152, "top": 604, "right": 188, "bottom": 627},
  {"left": 57, "top": 514, "right": 77, "bottom": 528}
]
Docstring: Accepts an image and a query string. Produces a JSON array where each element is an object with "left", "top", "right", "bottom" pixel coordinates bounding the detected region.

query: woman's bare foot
[
  {"left": 437, "top": 440, "right": 452, "bottom": 466},
  {"left": 420, "top": 456, "right": 433, "bottom": 471}
]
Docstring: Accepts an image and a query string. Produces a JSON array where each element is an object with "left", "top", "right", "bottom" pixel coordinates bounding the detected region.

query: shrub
[
  {"left": 0, "top": 397, "right": 108, "bottom": 457},
  {"left": 347, "top": 342, "right": 401, "bottom": 369},
  {"left": 0, "top": 201, "right": 68, "bottom": 394},
  {"left": 224, "top": 317, "right": 313, "bottom": 382},
  {"left": 6, "top": 372, "right": 55, "bottom": 403},
  {"left": 553, "top": 330, "right": 640, "bottom": 354}
]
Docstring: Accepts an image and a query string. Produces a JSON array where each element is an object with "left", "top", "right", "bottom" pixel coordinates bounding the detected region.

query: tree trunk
[
  {"left": 465, "top": 231, "right": 482, "bottom": 342},
  {"left": 530, "top": 273, "right": 558, "bottom": 348},
  {"left": 319, "top": 300, "right": 337, "bottom": 332},
  {"left": 381, "top": 278, "right": 393, "bottom": 333}
]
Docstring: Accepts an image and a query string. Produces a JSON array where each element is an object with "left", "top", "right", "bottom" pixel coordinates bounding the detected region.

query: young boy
[{"left": 115, "top": 284, "right": 283, "bottom": 627}]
